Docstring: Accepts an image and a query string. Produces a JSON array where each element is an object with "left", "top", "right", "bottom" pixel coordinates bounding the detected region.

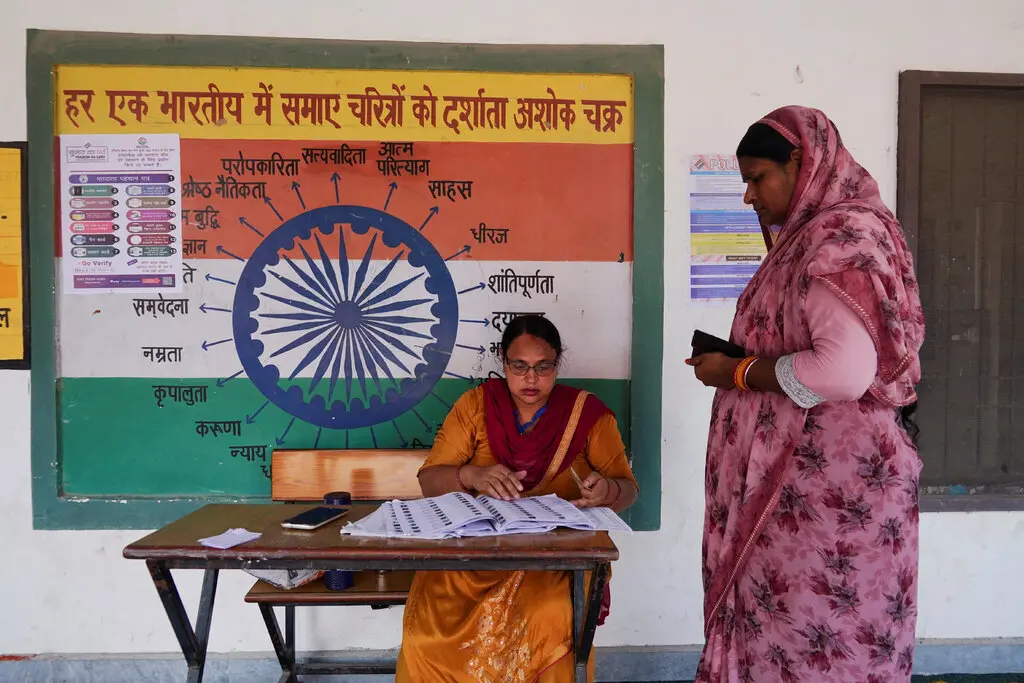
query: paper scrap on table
[{"left": 198, "top": 528, "right": 262, "bottom": 549}]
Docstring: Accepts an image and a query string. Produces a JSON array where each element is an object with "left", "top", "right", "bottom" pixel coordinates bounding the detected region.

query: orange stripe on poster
[{"left": 153, "top": 139, "right": 632, "bottom": 263}]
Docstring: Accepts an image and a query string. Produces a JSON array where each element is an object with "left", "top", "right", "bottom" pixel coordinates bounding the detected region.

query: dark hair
[
  {"left": 500, "top": 314, "right": 562, "bottom": 360},
  {"left": 736, "top": 122, "right": 796, "bottom": 164},
  {"left": 899, "top": 402, "right": 920, "bottom": 447}
]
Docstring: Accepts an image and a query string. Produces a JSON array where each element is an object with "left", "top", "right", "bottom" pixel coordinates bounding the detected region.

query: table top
[{"left": 123, "top": 504, "right": 619, "bottom": 570}]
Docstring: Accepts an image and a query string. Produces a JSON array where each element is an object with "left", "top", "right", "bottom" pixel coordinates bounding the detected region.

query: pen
[{"left": 569, "top": 465, "right": 590, "bottom": 491}]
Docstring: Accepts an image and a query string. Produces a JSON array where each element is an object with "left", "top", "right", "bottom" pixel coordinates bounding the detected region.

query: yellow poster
[{"left": 0, "top": 143, "right": 27, "bottom": 365}]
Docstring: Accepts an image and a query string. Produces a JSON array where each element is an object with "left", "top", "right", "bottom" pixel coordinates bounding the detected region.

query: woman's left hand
[
  {"left": 570, "top": 472, "right": 612, "bottom": 508},
  {"left": 686, "top": 352, "right": 740, "bottom": 389}
]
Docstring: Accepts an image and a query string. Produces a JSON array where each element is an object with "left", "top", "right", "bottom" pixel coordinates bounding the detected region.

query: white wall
[{"left": 4, "top": 0, "right": 1024, "bottom": 656}]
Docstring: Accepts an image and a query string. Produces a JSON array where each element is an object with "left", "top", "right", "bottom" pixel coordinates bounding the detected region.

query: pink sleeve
[{"left": 779, "top": 279, "right": 877, "bottom": 406}]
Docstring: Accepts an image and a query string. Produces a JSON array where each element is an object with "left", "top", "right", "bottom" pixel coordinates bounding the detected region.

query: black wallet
[{"left": 691, "top": 329, "right": 747, "bottom": 359}]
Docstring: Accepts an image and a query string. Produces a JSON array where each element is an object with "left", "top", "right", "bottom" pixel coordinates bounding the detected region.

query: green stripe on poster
[{"left": 59, "top": 377, "right": 630, "bottom": 497}]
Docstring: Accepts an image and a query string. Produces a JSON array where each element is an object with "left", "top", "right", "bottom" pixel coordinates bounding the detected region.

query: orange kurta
[{"left": 395, "top": 385, "right": 636, "bottom": 683}]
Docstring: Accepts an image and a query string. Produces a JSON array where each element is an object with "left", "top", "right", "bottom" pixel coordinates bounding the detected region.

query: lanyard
[{"left": 515, "top": 405, "right": 547, "bottom": 435}]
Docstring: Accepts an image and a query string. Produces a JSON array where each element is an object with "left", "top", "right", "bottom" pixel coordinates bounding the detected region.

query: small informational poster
[
  {"left": 59, "top": 133, "right": 183, "bottom": 294},
  {"left": 0, "top": 142, "right": 28, "bottom": 367},
  {"left": 689, "top": 154, "right": 765, "bottom": 302}
]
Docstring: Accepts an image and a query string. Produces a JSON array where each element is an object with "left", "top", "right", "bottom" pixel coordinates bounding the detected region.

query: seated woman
[{"left": 395, "top": 314, "right": 639, "bottom": 682}]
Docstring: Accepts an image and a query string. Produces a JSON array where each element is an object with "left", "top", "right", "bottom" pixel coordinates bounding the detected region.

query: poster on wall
[
  {"left": 53, "top": 64, "right": 635, "bottom": 496},
  {"left": 688, "top": 153, "right": 764, "bottom": 302},
  {"left": 59, "top": 133, "right": 183, "bottom": 294},
  {"left": 0, "top": 142, "right": 29, "bottom": 368}
]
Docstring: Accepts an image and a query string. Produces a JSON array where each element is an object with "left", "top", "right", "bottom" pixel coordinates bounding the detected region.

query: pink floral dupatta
[{"left": 701, "top": 106, "right": 925, "bottom": 634}]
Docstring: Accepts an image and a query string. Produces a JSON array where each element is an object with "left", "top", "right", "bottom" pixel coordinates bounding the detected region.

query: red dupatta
[{"left": 481, "top": 378, "right": 610, "bottom": 491}]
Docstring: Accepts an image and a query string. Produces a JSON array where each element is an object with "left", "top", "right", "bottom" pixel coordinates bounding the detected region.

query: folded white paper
[{"left": 198, "top": 527, "right": 262, "bottom": 549}]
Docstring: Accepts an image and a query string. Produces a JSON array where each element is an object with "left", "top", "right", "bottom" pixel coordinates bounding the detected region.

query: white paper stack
[{"left": 340, "top": 492, "right": 633, "bottom": 539}]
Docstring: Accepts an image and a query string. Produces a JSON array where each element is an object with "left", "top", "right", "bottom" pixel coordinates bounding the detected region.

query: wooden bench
[{"left": 244, "top": 447, "right": 427, "bottom": 677}]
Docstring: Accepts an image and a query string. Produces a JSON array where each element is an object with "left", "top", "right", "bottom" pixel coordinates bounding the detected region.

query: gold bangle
[{"left": 743, "top": 357, "right": 760, "bottom": 390}]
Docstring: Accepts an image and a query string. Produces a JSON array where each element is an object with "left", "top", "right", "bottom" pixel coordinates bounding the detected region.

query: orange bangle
[{"left": 733, "top": 356, "right": 758, "bottom": 391}]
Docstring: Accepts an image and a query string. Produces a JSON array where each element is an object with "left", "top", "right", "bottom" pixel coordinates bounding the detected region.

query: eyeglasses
[{"left": 506, "top": 360, "right": 557, "bottom": 377}]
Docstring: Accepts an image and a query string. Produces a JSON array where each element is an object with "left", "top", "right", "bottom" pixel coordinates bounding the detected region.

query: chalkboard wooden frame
[{"left": 27, "top": 29, "right": 664, "bottom": 530}]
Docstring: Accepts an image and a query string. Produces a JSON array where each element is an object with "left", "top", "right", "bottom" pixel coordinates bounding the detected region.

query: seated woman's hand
[
  {"left": 462, "top": 464, "right": 527, "bottom": 500},
  {"left": 570, "top": 472, "right": 613, "bottom": 508}
]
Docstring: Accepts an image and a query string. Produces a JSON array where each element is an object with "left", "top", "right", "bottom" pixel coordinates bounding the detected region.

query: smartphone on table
[{"left": 280, "top": 506, "right": 349, "bottom": 530}]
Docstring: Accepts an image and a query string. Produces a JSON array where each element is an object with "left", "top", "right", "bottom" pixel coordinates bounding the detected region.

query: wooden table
[{"left": 124, "top": 503, "right": 618, "bottom": 683}]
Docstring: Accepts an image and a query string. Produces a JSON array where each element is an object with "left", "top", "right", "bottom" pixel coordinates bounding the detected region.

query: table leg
[
  {"left": 571, "top": 571, "right": 586, "bottom": 683},
  {"left": 571, "top": 564, "right": 610, "bottom": 683},
  {"left": 145, "top": 561, "right": 219, "bottom": 683},
  {"left": 258, "top": 604, "right": 298, "bottom": 683},
  {"left": 285, "top": 605, "right": 295, "bottom": 656}
]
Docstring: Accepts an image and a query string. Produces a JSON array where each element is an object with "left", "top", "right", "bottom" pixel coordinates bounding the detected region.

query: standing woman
[
  {"left": 687, "top": 106, "right": 925, "bottom": 682},
  {"left": 396, "top": 314, "right": 638, "bottom": 682}
]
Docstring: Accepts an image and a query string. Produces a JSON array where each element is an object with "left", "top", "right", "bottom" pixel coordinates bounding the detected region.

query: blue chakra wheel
[{"left": 232, "top": 205, "right": 458, "bottom": 429}]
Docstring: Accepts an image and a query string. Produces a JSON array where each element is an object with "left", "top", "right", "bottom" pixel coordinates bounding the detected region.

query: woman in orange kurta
[{"left": 395, "top": 314, "right": 638, "bottom": 683}]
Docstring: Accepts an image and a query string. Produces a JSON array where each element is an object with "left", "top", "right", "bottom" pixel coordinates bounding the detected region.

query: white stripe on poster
[{"left": 58, "top": 259, "right": 632, "bottom": 380}]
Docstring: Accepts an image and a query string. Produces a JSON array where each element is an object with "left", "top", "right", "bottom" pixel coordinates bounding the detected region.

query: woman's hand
[
  {"left": 686, "top": 352, "right": 740, "bottom": 389},
  {"left": 570, "top": 471, "right": 613, "bottom": 508},
  {"left": 461, "top": 464, "right": 527, "bottom": 500}
]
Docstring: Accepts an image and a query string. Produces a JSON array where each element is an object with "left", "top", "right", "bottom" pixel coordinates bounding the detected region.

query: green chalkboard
[{"left": 28, "top": 30, "right": 664, "bottom": 530}]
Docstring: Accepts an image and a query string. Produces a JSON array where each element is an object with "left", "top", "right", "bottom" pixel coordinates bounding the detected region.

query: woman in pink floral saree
[{"left": 687, "top": 106, "right": 925, "bottom": 682}]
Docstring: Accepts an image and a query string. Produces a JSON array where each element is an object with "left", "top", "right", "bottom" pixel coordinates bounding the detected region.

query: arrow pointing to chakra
[
  {"left": 216, "top": 369, "right": 244, "bottom": 387},
  {"left": 216, "top": 245, "right": 245, "bottom": 262},
  {"left": 205, "top": 273, "right": 236, "bottom": 286},
  {"left": 199, "top": 303, "right": 231, "bottom": 314},
  {"left": 457, "top": 282, "right": 485, "bottom": 295},
  {"left": 445, "top": 245, "right": 471, "bottom": 262},
  {"left": 411, "top": 408, "right": 430, "bottom": 430},
  {"left": 330, "top": 172, "right": 342, "bottom": 203},
  {"left": 275, "top": 417, "right": 296, "bottom": 446},
  {"left": 459, "top": 317, "right": 490, "bottom": 326},
  {"left": 291, "top": 181, "right": 305, "bottom": 210},
  {"left": 202, "top": 338, "right": 232, "bottom": 351},
  {"left": 418, "top": 206, "right": 439, "bottom": 232},
  {"left": 246, "top": 400, "right": 269, "bottom": 424},
  {"left": 445, "top": 371, "right": 474, "bottom": 380},
  {"left": 456, "top": 343, "right": 487, "bottom": 354},
  {"left": 384, "top": 182, "right": 398, "bottom": 210},
  {"left": 264, "top": 196, "right": 283, "bottom": 221},
  {"left": 314, "top": 427, "right": 323, "bottom": 449},
  {"left": 391, "top": 419, "right": 408, "bottom": 447},
  {"left": 239, "top": 217, "right": 263, "bottom": 237}
]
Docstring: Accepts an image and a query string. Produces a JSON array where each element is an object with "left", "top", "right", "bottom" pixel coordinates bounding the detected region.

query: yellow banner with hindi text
[{"left": 55, "top": 65, "right": 634, "bottom": 144}]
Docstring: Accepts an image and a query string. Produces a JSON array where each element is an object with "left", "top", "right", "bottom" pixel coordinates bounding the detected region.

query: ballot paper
[
  {"left": 198, "top": 528, "right": 262, "bottom": 549},
  {"left": 340, "top": 492, "right": 634, "bottom": 539}
]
